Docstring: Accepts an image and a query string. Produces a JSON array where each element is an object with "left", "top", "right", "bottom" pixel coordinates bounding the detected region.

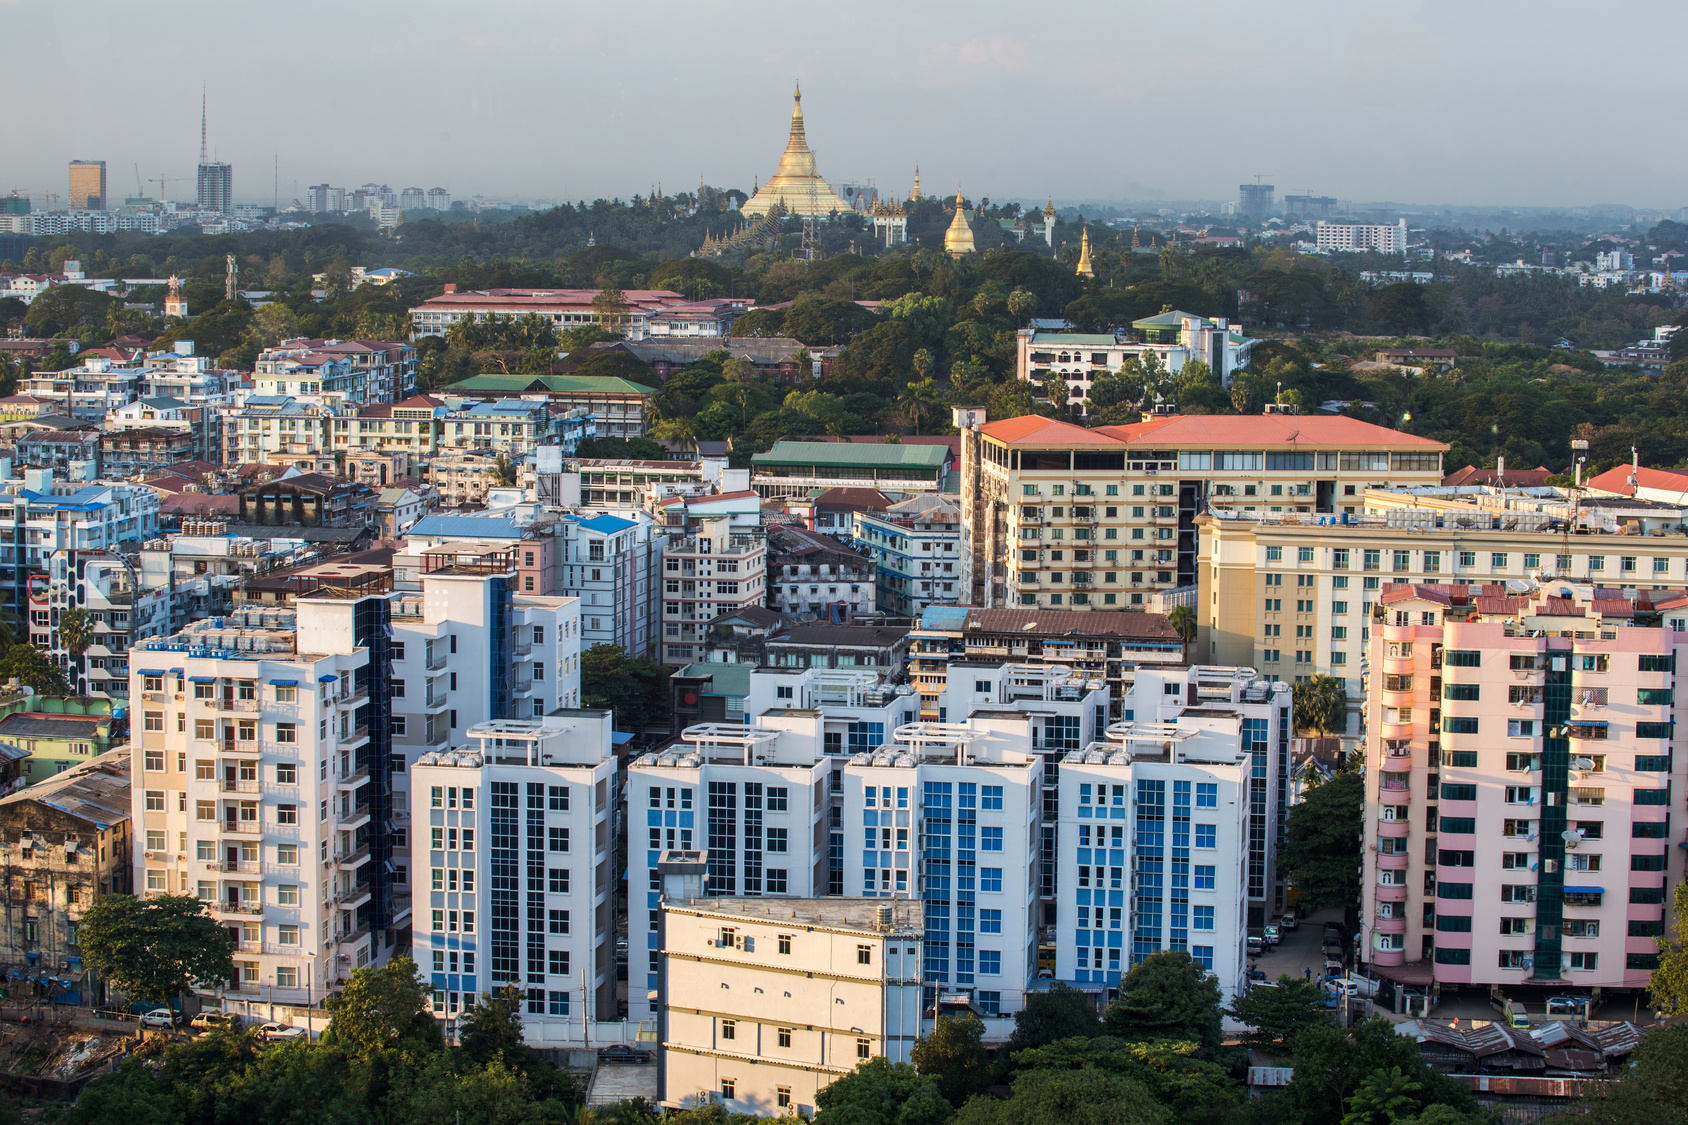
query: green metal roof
[
  {"left": 751, "top": 441, "right": 949, "bottom": 468},
  {"left": 1028, "top": 333, "right": 1125, "bottom": 347},
  {"left": 677, "top": 663, "right": 754, "bottom": 697},
  {"left": 1131, "top": 310, "right": 1208, "bottom": 327},
  {"left": 445, "top": 374, "right": 657, "bottom": 395}
]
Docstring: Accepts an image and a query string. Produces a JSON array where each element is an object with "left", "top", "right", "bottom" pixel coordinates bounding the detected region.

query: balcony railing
[
  {"left": 218, "top": 821, "right": 262, "bottom": 834},
  {"left": 336, "top": 764, "right": 371, "bottom": 788},
  {"left": 220, "top": 779, "right": 260, "bottom": 793},
  {"left": 212, "top": 901, "right": 265, "bottom": 916},
  {"left": 335, "top": 843, "right": 371, "bottom": 867},
  {"left": 210, "top": 860, "right": 260, "bottom": 874},
  {"left": 426, "top": 651, "right": 448, "bottom": 671}
]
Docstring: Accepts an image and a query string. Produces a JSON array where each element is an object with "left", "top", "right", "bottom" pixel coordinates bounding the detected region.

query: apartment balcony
[
  {"left": 206, "top": 860, "right": 260, "bottom": 874},
  {"left": 220, "top": 779, "right": 260, "bottom": 793},
  {"left": 211, "top": 901, "right": 265, "bottom": 916},
  {"left": 332, "top": 885, "right": 372, "bottom": 909},
  {"left": 512, "top": 638, "right": 532, "bottom": 657},
  {"left": 222, "top": 740, "right": 263, "bottom": 756},
  {"left": 334, "top": 842, "right": 371, "bottom": 868},
  {"left": 217, "top": 699, "right": 261, "bottom": 713},
  {"left": 425, "top": 690, "right": 449, "bottom": 709},
  {"left": 339, "top": 806, "right": 372, "bottom": 832},
  {"left": 1376, "top": 819, "right": 1409, "bottom": 839},
  {"left": 512, "top": 673, "right": 534, "bottom": 694},
  {"left": 217, "top": 821, "right": 262, "bottom": 835},
  {"left": 1372, "top": 914, "right": 1407, "bottom": 935},
  {"left": 1379, "top": 720, "right": 1413, "bottom": 741},
  {"left": 1376, "top": 851, "right": 1409, "bottom": 872},
  {"left": 335, "top": 764, "right": 371, "bottom": 789},
  {"left": 341, "top": 724, "right": 371, "bottom": 746},
  {"left": 426, "top": 650, "right": 448, "bottom": 671}
]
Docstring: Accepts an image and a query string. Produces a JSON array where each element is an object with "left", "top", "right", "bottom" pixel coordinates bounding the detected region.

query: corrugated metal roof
[
  {"left": 752, "top": 441, "right": 949, "bottom": 468},
  {"left": 410, "top": 515, "right": 526, "bottom": 539}
]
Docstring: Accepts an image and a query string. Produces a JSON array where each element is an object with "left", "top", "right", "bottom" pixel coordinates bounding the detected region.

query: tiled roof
[
  {"left": 959, "top": 608, "right": 1181, "bottom": 640},
  {"left": 0, "top": 713, "right": 106, "bottom": 740},
  {"left": 1585, "top": 464, "right": 1688, "bottom": 498},
  {"left": 1094, "top": 414, "right": 1445, "bottom": 449}
]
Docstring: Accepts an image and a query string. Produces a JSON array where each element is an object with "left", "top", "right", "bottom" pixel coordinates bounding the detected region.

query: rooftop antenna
[{"left": 200, "top": 83, "right": 208, "bottom": 165}]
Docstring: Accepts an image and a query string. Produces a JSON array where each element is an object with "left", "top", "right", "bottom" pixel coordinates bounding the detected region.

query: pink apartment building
[{"left": 1362, "top": 583, "right": 1684, "bottom": 995}]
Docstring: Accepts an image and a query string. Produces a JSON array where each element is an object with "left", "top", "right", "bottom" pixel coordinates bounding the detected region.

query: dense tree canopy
[{"left": 1278, "top": 768, "right": 1364, "bottom": 915}]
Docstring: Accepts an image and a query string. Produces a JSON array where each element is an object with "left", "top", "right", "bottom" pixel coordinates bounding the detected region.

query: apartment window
[
  {"left": 1194, "top": 864, "right": 1215, "bottom": 890},
  {"left": 857, "top": 1038, "right": 872, "bottom": 1059},
  {"left": 275, "top": 723, "right": 296, "bottom": 744},
  {"left": 777, "top": 1028, "right": 792, "bottom": 1049},
  {"left": 857, "top": 944, "right": 872, "bottom": 965},
  {"left": 548, "top": 827, "right": 569, "bottom": 852},
  {"left": 277, "top": 925, "right": 299, "bottom": 946},
  {"left": 721, "top": 1080, "right": 735, "bottom": 1101},
  {"left": 721, "top": 1019, "right": 736, "bottom": 1041},
  {"left": 1570, "top": 952, "right": 1598, "bottom": 971}
]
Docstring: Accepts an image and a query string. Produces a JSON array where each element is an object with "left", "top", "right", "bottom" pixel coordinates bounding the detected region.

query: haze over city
[{"left": 8, "top": 0, "right": 1687, "bottom": 208}]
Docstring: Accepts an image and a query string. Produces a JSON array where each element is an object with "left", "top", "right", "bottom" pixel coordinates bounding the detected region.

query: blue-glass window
[
  {"left": 1192, "top": 905, "right": 1214, "bottom": 930},
  {"left": 1194, "top": 825, "right": 1216, "bottom": 848},
  {"left": 981, "top": 827, "right": 1003, "bottom": 851},
  {"left": 1194, "top": 865, "right": 1215, "bottom": 889},
  {"left": 981, "top": 868, "right": 1002, "bottom": 893},
  {"left": 1195, "top": 783, "right": 1217, "bottom": 808},
  {"left": 979, "top": 909, "right": 1002, "bottom": 933},
  {"left": 1191, "top": 945, "right": 1213, "bottom": 969},
  {"left": 978, "top": 951, "right": 1001, "bottom": 975},
  {"left": 981, "top": 785, "right": 1003, "bottom": 810},
  {"left": 977, "top": 990, "right": 1001, "bottom": 1015}
]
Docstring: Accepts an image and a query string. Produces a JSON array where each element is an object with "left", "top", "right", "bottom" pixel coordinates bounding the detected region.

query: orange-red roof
[
  {"left": 1585, "top": 465, "right": 1688, "bottom": 499},
  {"left": 976, "top": 416, "right": 1120, "bottom": 445},
  {"left": 978, "top": 413, "right": 1444, "bottom": 449},
  {"left": 1093, "top": 414, "right": 1444, "bottom": 448}
]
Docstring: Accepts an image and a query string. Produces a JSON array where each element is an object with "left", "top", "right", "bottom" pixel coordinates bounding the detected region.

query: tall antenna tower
[
  {"left": 200, "top": 83, "right": 208, "bottom": 165},
  {"left": 800, "top": 184, "right": 821, "bottom": 263}
]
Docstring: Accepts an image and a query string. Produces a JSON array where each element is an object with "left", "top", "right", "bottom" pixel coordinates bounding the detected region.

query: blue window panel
[
  {"left": 1194, "top": 825, "right": 1217, "bottom": 848},
  {"left": 679, "top": 812, "right": 693, "bottom": 828},
  {"left": 978, "top": 951, "right": 1002, "bottom": 975},
  {"left": 981, "top": 868, "right": 1002, "bottom": 892},
  {"left": 1192, "top": 906, "right": 1215, "bottom": 930},
  {"left": 980, "top": 909, "right": 1002, "bottom": 933},
  {"left": 1196, "top": 783, "right": 1218, "bottom": 808},
  {"left": 647, "top": 811, "right": 662, "bottom": 826},
  {"left": 981, "top": 827, "right": 1003, "bottom": 851},
  {"left": 1191, "top": 945, "right": 1214, "bottom": 969}
]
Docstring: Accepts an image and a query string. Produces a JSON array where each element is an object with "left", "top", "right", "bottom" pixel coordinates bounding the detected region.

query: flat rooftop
[{"left": 667, "top": 896, "right": 923, "bottom": 934}]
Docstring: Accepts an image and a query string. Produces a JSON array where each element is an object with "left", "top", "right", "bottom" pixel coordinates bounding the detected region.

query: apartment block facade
[
  {"left": 128, "top": 593, "right": 398, "bottom": 1010},
  {"left": 956, "top": 413, "right": 1444, "bottom": 609},
  {"left": 851, "top": 494, "right": 963, "bottom": 617},
  {"left": 1199, "top": 495, "right": 1688, "bottom": 741},
  {"left": 660, "top": 518, "right": 767, "bottom": 666},
  {"left": 1359, "top": 585, "right": 1684, "bottom": 992},
  {"left": 413, "top": 717, "right": 618, "bottom": 1042}
]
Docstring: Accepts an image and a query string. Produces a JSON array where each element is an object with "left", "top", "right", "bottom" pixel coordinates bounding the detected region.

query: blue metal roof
[
  {"left": 410, "top": 515, "right": 526, "bottom": 540},
  {"left": 921, "top": 605, "right": 971, "bottom": 630},
  {"left": 576, "top": 514, "right": 635, "bottom": 535}
]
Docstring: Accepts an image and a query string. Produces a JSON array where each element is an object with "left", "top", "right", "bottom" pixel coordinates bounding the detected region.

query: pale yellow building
[
  {"left": 956, "top": 412, "right": 1446, "bottom": 610},
  {"left": 1197, "top": 485, "right": 1688, "bottom": 741}
]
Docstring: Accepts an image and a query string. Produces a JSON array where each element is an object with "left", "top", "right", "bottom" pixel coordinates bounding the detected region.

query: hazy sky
[{"left": 8, "top": 0, "right": 1684, "bottom": 211}]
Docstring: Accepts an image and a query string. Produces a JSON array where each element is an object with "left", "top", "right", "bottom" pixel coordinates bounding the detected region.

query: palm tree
[
  {"left": 650, "top": 419, "right": 697, "bottom": 458},
  {"left": 1168, "top": 604, "right": 1196, "bottom": 653},
  {"left": 59, "top": 606, "right": 93, "bottom": 694},
  {"left": 898, "top": 377, "right": 942, "bottom": 436}
]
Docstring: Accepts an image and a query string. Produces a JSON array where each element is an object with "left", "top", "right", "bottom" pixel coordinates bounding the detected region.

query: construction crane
[{"left": 148, "top": 175, "right": 189, "bottom": 201}]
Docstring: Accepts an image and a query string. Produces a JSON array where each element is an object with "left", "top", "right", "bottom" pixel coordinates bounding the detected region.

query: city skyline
[{"left": 7, "top": 0, "right": 1687, "bottom": 212}]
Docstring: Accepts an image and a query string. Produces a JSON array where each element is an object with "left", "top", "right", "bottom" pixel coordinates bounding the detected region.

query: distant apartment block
[{"left": 1316, "top": 219, "right": 1408, "bottom": 254}]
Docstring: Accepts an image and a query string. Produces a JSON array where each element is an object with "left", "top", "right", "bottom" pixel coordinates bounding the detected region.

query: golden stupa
[
  {"left": 1076, "top": 223, "right": 1094, "bottom": 277},
  {"left": 944, "top": 191, "right": 976, "bottom": 258},
  {"left": 741, "top": 82, "right": 854, "bottom": 218}
]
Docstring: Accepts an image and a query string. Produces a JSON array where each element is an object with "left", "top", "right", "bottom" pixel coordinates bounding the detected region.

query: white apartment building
[
  {"left": 128, "top": 594, "right": 400, "bottom": 1013},
  {"left": 0, "top": 470, "right": 161, "bottom": 618},
  {"left": 220, "top": 397, "right": 344, "bottom": 466},
  {"left": 659, "top": 894, "right": 923, "bottom": 1117},
  {"left": 39, "top": 549, "right": 168, "bottom": 700},
  {"left": 839, "top": 716, "right": 1044, "bottom": 1029},
  {"left": 1054, "top": 666, "right": 1280, "bottom": 1003},
  {"left": 1316, "top": 219, "right": 1409, "bottom": 254},
  {"left": 1359, "top": 585, "right": 1684, "bottom": 993},
  {"left": 852, "top": 493, "right": 962, "bottom": 617},
  {"left": 660, "top": 518, "right": 768, "bottom": 667},
  {"left": 413, "top": 716, "right": 618, "bottom": 1042},
  {"left": 627, "top": 716, "right": 838, "bottom": 1023},
  {"left": 408, "top": 287, "right": 688, "bottom": 341},
  {"left": 555, "top": 511, "right": 661, "bottom": 657}
]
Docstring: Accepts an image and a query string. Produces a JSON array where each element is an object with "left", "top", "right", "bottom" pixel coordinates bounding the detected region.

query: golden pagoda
[
  {"left": 910, "top": 166, "right": 922, "bottom": 202},
  {"left": 944, "top": 190, "right": 976, "bottom": 258},
  {"left": 741, "top": 82, "right": 854, "bottom": 218},
  {"left": 1076, "top": 223, "right": 1094, "bottom": 277}
]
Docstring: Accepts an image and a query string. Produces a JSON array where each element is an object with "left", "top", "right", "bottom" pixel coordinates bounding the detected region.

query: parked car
[
  {"left": 1327, "top": 976, "right": 1380, "bottom": 999},
  {"left": 1323, "top": 955, "right": 1345, "bottom": 973},
  {"left": 257, "top": 1023, "right": 307, "bottom": 1042},
  {"left": 597, "top": 1044, "right": 653, "bottom": 1064},
  {"left": 1280, "top": 912, "right": 1299, "bottom": 930},
  {"left": 1546, "top": 995, "right": 1586, "bottom": 1018},
  {"left": 190, "top": 1012, "right": 238, "bottom": 1030},
  {"left": 1262, "top": 923, "right": 1281, "bottom": 946},
  {"left": 1247, "top": 968, "right": 1267, "bottom": 982},
  {"left": 1246, "top": 935, "right": 1265, "bottom": 954},
  {"left": 140, "top": 1009, "right": 176, "bottom": 1029}
]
